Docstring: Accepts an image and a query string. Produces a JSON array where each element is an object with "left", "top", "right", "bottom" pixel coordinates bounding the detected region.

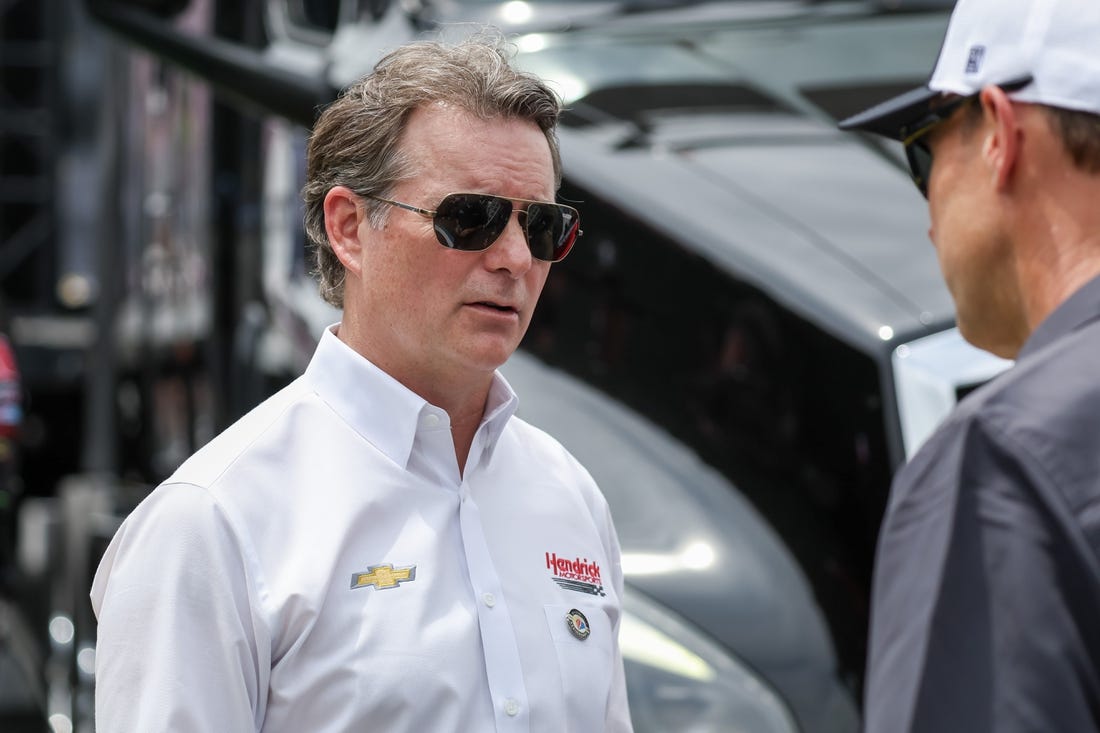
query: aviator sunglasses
[
  {"left": 901, "top": 75, "right": 1032, "bottom": 198},
  {"left": 364, "top": 192, "right": 582, "bottom": 263}
]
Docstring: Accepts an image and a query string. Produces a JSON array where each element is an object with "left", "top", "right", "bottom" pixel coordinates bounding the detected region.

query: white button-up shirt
[{"left": 90, "top": 327, "right": 633, "bottom": 732}]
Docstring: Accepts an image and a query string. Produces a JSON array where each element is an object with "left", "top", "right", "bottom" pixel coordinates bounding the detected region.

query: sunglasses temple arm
[{"left": 364, "top": 194, "right": 436, "bottom": 219}]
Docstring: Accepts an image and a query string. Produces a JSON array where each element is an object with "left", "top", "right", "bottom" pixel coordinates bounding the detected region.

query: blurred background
[{"left": 0, "top": 1, "right": 1009, "bottom": 731}]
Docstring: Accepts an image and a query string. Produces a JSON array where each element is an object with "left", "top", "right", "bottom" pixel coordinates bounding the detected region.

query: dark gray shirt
[{"left": 864, "top": 274, "right": 1100, "bottom": 732}]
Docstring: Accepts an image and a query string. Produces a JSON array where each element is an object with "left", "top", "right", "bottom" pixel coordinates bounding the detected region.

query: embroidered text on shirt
[{"left": 546, "top": 552, "right": 605, "bottom": 597}]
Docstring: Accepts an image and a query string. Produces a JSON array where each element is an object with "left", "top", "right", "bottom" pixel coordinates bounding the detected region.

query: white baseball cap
[{"left": 839, "top": 0, "right": 1100, "bottom": 140}]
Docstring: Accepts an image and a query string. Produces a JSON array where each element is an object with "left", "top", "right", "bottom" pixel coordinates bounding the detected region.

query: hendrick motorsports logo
[{"left": 546, "top": 551, "right": 605, "bottom": 597}]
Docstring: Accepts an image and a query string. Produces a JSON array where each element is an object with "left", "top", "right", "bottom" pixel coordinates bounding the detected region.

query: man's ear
[
  {"left": 324, "top": 185, "right": 366, "bottom": 276},
  {"left": 979, "top": 85, "right": 1021, "bottom": 193}
]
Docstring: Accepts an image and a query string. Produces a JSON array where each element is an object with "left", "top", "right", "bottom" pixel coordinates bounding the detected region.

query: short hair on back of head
[
  {"left": 1042, "top": 106, "right": 1100, "bottom": 175},
  {"left": 301, "top": 33, "right": 564, "bottom": 308}
]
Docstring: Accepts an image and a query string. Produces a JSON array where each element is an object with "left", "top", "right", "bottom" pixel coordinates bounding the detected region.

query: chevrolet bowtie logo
[{"left": 351, "top": 563, "right": 417, "bottom": 591}]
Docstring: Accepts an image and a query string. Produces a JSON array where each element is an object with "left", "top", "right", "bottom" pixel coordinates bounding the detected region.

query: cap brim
[{"left": 837, "top": 85, "right": 939, "bottom": 141}]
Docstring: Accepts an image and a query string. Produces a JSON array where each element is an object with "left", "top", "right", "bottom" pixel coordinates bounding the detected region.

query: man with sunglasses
[
  {"left": 839, "top": 0, "right": 1100, "bottom": 730},
  {"left": 91, "top": 37, "right": 633, "bottom": 732}
]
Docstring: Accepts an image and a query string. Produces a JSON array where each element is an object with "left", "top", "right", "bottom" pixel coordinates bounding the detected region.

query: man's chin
[{"left": 457, "top": 337, "right": 524, "bottom": 374}]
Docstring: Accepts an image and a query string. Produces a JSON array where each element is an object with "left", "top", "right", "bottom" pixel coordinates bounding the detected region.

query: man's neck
[
  {"left": 389, "top": 369, "right": 492, "bottom": 476},
  {"left": 334, "top": 322, "right": 495, "bottom": 473},
  {"left": 1015, "top": 179, "right": 1100, "bottom": 336}
]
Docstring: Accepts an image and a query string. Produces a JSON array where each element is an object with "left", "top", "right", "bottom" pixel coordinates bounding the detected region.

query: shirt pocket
[{"left": 543, "top": 602, "right": 614, "bottom": 732}]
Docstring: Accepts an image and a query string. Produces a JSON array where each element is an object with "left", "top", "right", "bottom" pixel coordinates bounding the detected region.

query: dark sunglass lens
[
  {"left": 906, "top": 141, "right": 934, "bottom": 198},
  {"left": 434, "top": 194, "right": 511, "bottom": 251},
  {"left": 521, "top": 204, "right": 559, "bottom": 261},
  {"left": 522, "top": 204, "right": 578, "bottom": 262}
]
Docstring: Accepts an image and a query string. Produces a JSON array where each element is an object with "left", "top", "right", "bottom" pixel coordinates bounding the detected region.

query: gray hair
[{"left": 301, "top": 34, "right": 565, "bottom": 307}]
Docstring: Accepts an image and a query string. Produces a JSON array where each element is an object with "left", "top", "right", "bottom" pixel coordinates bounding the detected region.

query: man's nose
[{"left": 484, "top": 215, "right": 533, "bottom": 276}]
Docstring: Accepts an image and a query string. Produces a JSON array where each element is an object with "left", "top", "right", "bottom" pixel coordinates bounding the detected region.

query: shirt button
[
  {"left": 423, "top": 413, "right": 441, "bottom": 428},
  {"left": 482, "top": 592, "right": 496, "bottom": 608},
  {"left": 503, "top": 699, "right": 520, "bottom": 717}
]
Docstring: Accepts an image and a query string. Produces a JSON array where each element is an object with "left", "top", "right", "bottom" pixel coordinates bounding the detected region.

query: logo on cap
[
  {"left": 966, "top": 45, "right": 986, "bottom": 74},
  {"left": 565, "top": 608, "right": 591, "bottom": 640}
]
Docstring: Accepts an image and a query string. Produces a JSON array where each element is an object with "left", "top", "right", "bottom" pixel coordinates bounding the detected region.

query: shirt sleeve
[
  {"left": 863, "top": 413, "right": 1100, "bottom": 732},
  {"left": 90, "top": 483, "right": 269, "bottom": 732}
]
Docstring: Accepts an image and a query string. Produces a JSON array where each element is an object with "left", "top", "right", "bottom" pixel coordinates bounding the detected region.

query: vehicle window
[
  {"left": 453, "top": 0, "right": 864, "bottom": 6},
  {"left": 285, "top": 0, "right": 341, "bottom": 34},
  {"left": 801, "top": 81, "right": 928, "bottom": 127},
  {"left": 456, "top": 0, "right": 799, "bottom": 5}
]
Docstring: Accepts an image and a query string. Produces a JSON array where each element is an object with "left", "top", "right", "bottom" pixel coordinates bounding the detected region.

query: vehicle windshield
[
  {"left": 456, "top": 0, "right": 808, "bottom": 3},
  {"left": 454, "top": 0, "right": 814, "bottom": 5},
  {"left": 446, "top": 0, "right": 954, "bottom": 14}
]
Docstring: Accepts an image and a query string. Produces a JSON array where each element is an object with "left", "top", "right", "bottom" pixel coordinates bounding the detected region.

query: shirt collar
[
  {"left": 304, "top": 325, "right": 519, "bottom": 469},
  {"left": 1018, "top": 273, "right": 1100, "bottom": 359},
  {"left": 479, "top": 371, "right": 519, "bottom": 464}
]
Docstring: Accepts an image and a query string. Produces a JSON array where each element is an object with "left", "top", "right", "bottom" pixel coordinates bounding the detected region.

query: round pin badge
[{"left": 565, "top": 608, "right": 591, "bottom": 641}]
